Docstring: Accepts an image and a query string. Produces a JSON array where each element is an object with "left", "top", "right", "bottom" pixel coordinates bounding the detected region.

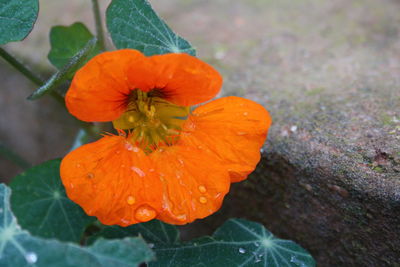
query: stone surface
[{"left": 0, "top": 0, "right": 399, "bottom": 265}]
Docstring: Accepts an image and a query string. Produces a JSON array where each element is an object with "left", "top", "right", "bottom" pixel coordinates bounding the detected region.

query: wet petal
[
  {"left": 60, "top": 135, "right": 163, "bottom": 226},
  {"left": 180, "top": 96, "right": 272, "bottom": 182},
  {"left": 150, "top": 145, "right": 230, "bottom": 225}
]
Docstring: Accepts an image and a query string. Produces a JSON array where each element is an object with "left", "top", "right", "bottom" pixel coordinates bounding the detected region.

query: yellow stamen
[{"left": 112, "top": 90, "right": 190, "bottom": 150}]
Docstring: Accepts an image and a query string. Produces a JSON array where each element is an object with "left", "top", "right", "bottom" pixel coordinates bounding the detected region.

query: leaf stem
[
  {"left": 0, "top": 47, "right": 42, "bottom": 86},
  {"left": 91, "top": 0, "right": 106, "bottom": 51},
  {"left": 0, "top": 47, "right": 65, "bottom": 105}
]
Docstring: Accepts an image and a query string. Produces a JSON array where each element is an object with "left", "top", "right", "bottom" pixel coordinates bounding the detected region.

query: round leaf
[
  {"left": 106, "top": 0, "right": 195, "bottom": 56},
  {"left": 10, "top": 159, "right": 95, "bottom": 242}
]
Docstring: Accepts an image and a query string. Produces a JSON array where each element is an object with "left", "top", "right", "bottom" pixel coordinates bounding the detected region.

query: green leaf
[
  {"left": 0, "top": 0, "right": 39, "bottom": 45},
  {"left": 10, "top": 159, "right": 94, "bottom": 242},
  {"left": 106, "top": 0, "right": 196, "bottom": 56},
  {"left": 0, "top": 184, "right": 155, "bottom": 267},
  {"left": 48, "top": 22, "right": 100, "bottom": 70},
  {"left": 28, "top": 37, "right": 97, "bottom": 100},
  {"left": 90, "top": 218, "right": 315, "bottom": 267},
  {"left": 150, "top": 219, "right": 315, "bottom": 267},
  {"left": 89, "top": 219, "right": 179, "bottom": 246}
]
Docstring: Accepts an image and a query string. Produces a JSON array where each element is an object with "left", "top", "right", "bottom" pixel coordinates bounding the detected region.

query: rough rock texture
[{"left": 1, "top": 0, "right": 399, "bottom": 265}]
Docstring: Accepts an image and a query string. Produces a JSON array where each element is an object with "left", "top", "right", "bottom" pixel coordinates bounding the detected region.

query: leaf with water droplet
[
  {"left": 0, "top": 184, "right": 154, "bottom": 266},
  {"left": 149, "top": 218, "right": 315, "bottom": 267},
  {"left": 106, "top": 0, "right": 195, "bottom": 56},
  {"left": 89, "top": 218, "right": 315, "bottom": 266},
  {"left": 10, "top": 159, "right": 95, "bottom": 242}
]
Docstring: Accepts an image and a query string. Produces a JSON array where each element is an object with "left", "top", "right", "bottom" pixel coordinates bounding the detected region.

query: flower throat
[{"left": 112, "top": 90, "right": 190, "bottom": 150}]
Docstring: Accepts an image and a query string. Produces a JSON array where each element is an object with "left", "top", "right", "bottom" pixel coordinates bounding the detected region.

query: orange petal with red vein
[
  {"left": 180, "top": 96, "right": 272, "bottom": 183},
  {"left": 66, "top": 49, "right": 148, "bottom": 122},
  {"left": 60, "top": 135, "right": 163, "bottom": 226},
  {"left": 150, "top": 144, "right": 231, "bottom": 225},
  {"left": 131, "top": 53, "right": 222, "bottom": 106}
]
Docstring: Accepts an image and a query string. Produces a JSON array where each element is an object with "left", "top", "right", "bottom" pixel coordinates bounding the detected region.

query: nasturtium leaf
[
  {"left": 28, "top": 37, "right": 97, "bottom": 100},
  {"left": 48, "top": 22, "right": 100, "bottom": 70},
  {"left": 106, "top": 0, "right": 196, "bottom": 56},
  {"left": 10, "top": 159, "right": 95, "bottom": 242},
  {"left": 0, "top": 0, "right": 39, "bottom": 45},
  {"left": 0, "top": 184, "right": 155, "bottom": 267},
  {"left": 89, "top": 219, "right": 179, "bottom": 246},
  {"left": 151, "top": 219, "right": 315, "bottom": 267}
]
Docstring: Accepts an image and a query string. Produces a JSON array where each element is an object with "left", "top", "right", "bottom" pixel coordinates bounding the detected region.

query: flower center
[{"left": 112, "top": 90, "right": 190, "bottom": 149}]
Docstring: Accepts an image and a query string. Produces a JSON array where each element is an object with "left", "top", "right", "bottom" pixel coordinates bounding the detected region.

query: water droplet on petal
[
  {"left": 178, "top": 158, "right": 184, "bottom": 166},
  {"left": 25, "top": 252, "right": 37, "bottom": 264},
  {"left": 76, "top": 163, "right": 81, "bottom": 168},
  {"left": 120, "top": 218, "right": 130, "bottom": 224},
  {"left": 69, "top": 183, "right": 74, "bottom": 188},
  {"left": 237, "top": 131, "right": 247, "bottom": 136},
  {"left": 131, "top": 166, "right": 145, "bottom": 177},
  {"left": 199, "top": 196, "right": 207, "bottom": 204},
  {"left": 243, "top": 112, "right": 248, "bottom": 116},
  {"left": 87, "top": 172, "right": 94, "bottom": 179},
  {"left": 198, "top": 185, "right": 207, "bottom": 193},
  {"left": 135, "top": 206, "right": 156, "bottom": 222},
  {"left": 125, "top": 143, "right": 134, "bottom": 151},
  {"left": 116, "top": 150, "right": 121, "bottom": 154},
  {"left": 239, "top": 248, "right": 246, "bottom": 254},
  {"left": 149, "top": 168, "right": 155, "bottom": 172},
  {"left": 127, "top": 196, "right": 136, "bottom": 205},
  {"left": 176, "top": 214, "right": 187, "bottom": 221}
]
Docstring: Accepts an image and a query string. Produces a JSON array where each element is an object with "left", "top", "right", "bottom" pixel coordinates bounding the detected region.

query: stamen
[{"left": 112, "top": 90, "right": 190, "bottom": 151}]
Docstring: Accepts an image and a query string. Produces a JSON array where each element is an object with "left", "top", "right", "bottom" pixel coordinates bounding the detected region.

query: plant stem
[
  {"left": 0, "top": 47, "right": 65, "bottom": 105},
  {"left": 91, "top": 0, "right": 106, "bottom": 51},
  {"left": 0, "top": 47, "right": 42, "bottom": 86}
]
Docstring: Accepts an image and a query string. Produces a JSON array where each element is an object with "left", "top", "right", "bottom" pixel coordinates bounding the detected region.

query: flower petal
[
  {"left": 144, "top": 53, "right": 222, "bottom": 106},
  {"left": 180, "top": 96, "right": 272, "bottom": 183},
  {"left": 150, "top": 145, "right": 230, "bottom": 225},
  {"left": 66, "top": 49, "right": 148, "bottom": 122},
  {"left": 60, "top": 135, "right": 163, "bottom": 226}
]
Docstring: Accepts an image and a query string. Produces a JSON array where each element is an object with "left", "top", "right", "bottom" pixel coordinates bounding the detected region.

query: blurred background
[{"left": 1, "top": 0, "right": 399, "bottom": 265}]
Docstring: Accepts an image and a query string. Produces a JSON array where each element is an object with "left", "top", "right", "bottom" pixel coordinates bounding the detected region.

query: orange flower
[{"left": 60, "top": 49, "right": 272, "bottom": 226}]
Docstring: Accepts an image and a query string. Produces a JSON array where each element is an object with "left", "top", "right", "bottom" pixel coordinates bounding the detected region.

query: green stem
[
  {"left": 0, "top": 47, "right": 65, "bottom": 105},
  {"left": 91, "top": 0, "right": 106, "bottom": 51},
  {"left": 0, "top": 47, "right": 42, "bottom": 86},
  {"left": 0, "top": 47, "right": 96, "bottom": 137}
]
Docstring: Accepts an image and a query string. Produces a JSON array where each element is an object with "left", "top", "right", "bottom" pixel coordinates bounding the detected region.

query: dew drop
[
  {"left": 149, "top": 168, "right": 155, "bottom": 172},
  {"left": 25, "top": 252, "right": 37, "bottom": 264},
  {"left": 135, "top": 206, "right": 156, "bottom": 222},
  {"left": 238, "top": 248, "right": 246, "bottom": 254},
  {"left": 176, "top": 214, "right": 187, "bottom": 221},
  {"left": 76, "top": 163, "right": 81, "bottom": 168},
  {"left": 120, "top": 219, "right": 130, "bottom": 224},
  {"left": 178, "top": 158, "right": 184, "bottom": 166},
  {"left": 243, "top": 112, "right": 248, "bottom": 116},
  {"left": 148, "top": 243, "right": 155, "bottom": 248},
  {"left": 198, "top": 185, "right": 207, "bottom": 193},
  {"left": 70, "top": 183, "right": 74, "bottom": 188},
  {"left": 131, "top": 166, "right": 145, "bottom": 177},
  {"left": 290, "top": 255, "right": 307, "bottom": 267},
  {"left": 127, "top": 196, "right": 136, "bottom": 205},
  {"left": 128, "top": 116, "right": 135, "bottom": 122},
  {"left": 199, "top": 196, "right": 207, "bottom": 204},
  {"left": 87, "top": 172, "right": 94, "bottom": 179},
  {"left": 125, "top": 143, "right": 134, "bottom": 151},
  {"left": 237, "top": 131, "right": 247, "bottom": 136},
  {"left": 290, "top": 125, "right": 298, "bottom": 132},
  {"left": 132, "top": 147, "right": 139, "bottom": 152},
  {"left": 116, "top": 150, "right": 121, "bottom": 154}
]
